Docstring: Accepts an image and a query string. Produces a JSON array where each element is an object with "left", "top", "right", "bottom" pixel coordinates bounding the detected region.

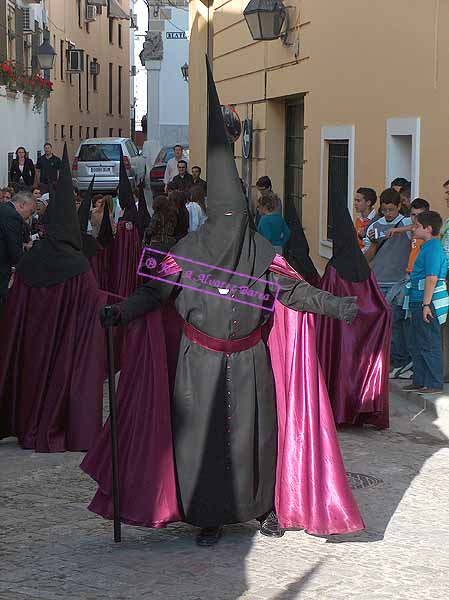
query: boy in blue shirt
[
  {"left": 257, "top": 192, "right": 290, "bottom": 254},
  {"left": 403, "top": 211, "right": 448, "bottom": 394}
]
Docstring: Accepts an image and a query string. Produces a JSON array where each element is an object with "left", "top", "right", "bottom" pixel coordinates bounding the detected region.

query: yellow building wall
[
  {"left": 189, "top": 0, "right": 449, "bottom": 271},
  {"left": 47, "top": 0, "right": 130, "bottom": 159}
]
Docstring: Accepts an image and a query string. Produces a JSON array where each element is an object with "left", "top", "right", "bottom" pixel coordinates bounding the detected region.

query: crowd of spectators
[{"left": 356, "top": 178, "right": 449, "bottom": 394}]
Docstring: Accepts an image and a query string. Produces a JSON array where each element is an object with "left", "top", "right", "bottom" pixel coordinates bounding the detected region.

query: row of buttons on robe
[{"left": 224, "top": 354, "right": 232, "bottom": 471}]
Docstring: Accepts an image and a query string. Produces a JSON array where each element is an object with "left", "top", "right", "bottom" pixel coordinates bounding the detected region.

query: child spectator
[
  {"left": 187, "top": 186, "right": 207, "bottom": 231},
  {"left": 441, "top": 179, "right": 449, "bottom": 263},
  {"left": 257, "top": 192, "right": 290, "bottom": 253},
  {"left": 403, "top": 211, "right": 448, "bottom": 394},
  {"left": 354, "top": 187, "right": 377, "bottom": 249}
]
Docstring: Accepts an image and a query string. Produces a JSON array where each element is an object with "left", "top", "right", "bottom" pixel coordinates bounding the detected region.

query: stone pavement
[{"left": 1, "top": 390, "right": 449, "bottom": 600}]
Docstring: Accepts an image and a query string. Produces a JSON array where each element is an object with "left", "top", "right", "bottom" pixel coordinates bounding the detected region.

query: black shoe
[
  {"left": 196, "top": 526, "right": 223, "bottom": 547},
  {"left": 259, "top": 511, "right": 284, "bottom": 538}
]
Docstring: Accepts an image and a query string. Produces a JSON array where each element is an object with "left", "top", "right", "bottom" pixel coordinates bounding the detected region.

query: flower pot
[{"left": 0, "top": 85, "right": 6, "bottom": 97}]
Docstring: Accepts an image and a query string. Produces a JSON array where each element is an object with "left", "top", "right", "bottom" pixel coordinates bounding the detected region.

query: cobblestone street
[{"left": 1, "top": 391, "right": 449, "bottom": 600}]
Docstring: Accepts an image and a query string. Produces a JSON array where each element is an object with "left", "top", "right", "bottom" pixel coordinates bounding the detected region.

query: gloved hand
[
  {"left": 99, "top": 305, "right": 122, "bottom": 328},
  {"left": 338, "top": 296, "right": 358, "bottom": 325}
]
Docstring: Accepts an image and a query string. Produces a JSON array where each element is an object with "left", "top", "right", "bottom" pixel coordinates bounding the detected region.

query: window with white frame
[
  {"left": 319, "top": 125, "right": 355, "bottom": 258},
  {"left": 386, "top": 117, "right": 420, "bottom": 199}
]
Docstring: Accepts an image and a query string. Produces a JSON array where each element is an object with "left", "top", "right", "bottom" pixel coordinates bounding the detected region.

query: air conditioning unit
[
  {"left": 66, "top": 49, "right": 85, "bottom": 72},
  {"left": 90, "top": 61, "right": 100, "bottom": 75},
  {"left": 85, "top": 5, "right": 97, "bottom": 21}
]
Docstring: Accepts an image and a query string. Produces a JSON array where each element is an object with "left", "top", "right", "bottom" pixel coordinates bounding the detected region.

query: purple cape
[
  {"left": 81, "top": 256, "right": 364, "bottom": 535},
  {"left": 109, "top": 222, "right": 141, "bottom": 297},
  {"left": 0, "top": 272, "right": 108, "bottom": 452},
  {"left": 316, "top": 265, "right": 391, "bottom": 429}
]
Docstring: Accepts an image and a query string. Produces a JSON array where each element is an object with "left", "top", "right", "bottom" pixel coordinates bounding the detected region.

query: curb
[{"left": 390, "top": 379, "right": 449, "bottom": 422}]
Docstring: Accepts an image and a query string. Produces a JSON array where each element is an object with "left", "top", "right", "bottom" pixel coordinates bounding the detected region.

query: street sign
[
  {"left": 242, "top": 119, "right": 252, "bottom": 159},
  {"left": 166, "top": 32, "right": 187, "bottom": 39}
]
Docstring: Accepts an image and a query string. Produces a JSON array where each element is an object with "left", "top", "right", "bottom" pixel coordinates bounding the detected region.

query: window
[
  {"left": 386, "top": 117, "right": 421, "bottom": 199},
  {"left": 92, "top": 58, "right": 98, "bottom": 92},
  {"left": 60, "top": 40, "right": 64, "bottom": 80},
  {"left": 77, "top": 0, "right": 82, "bottom": 28},
  {"left": 108, "top": 63, "right": 113, "bottom": 114},
  {"left": 78, "top": 73, "right": 82, "bottom": 111},
  {"left": 93, "top": 127, "right": 98, "bottom": 138},
  {"left": 118, "top": 65, "right": 122, "bottom": 115},
  {"left": 54, "top": 124, "right": 57, "bottom": 140},
  {"left": 70, "top": 73, "right": 73, "bottom": 86},
  {"left": 118, "top": 128, "right": 123, "bottom": 137},
  {"left": 86, "top": 127, "right": 90, "bottom": 139},
  {"left": 118, "top": 24, "right": 122, "bottom": 47},
  {"left": 319, "top": 125, "right": 355, "bottom": 258},
  {"left": 109, "top": 19, "right": 114, "bottom": 44},
  {"left": 326, "top": 141, "right": 349, "bottom": 240},
  {"left": 61, "top": 125, "right": 65, "bottom": 139},
  {"left": 109, "top": 128, "right": 114, "bottom": 137},
  {"left": 79, "top": 126, "right": 83, "bottom": 139},
  {"left": 70, "top": 125, "right": 74, "bottom": 140},
  {"left": 86, "top": 54, "right": 89, "bottom": 111},
  {"left": 79, "top": 143, "right": 122, "bottom": 161}
]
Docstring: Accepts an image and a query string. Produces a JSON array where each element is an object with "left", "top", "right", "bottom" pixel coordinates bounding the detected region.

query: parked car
[
  {"left": 149, "top": 146, "right": 190, "bottom": 195},
  {"left": 72, "top": 138, "right": 146, "bottom": 193}
]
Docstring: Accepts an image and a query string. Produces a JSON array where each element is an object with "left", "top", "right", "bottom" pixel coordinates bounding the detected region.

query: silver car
[{"left": 72, "top": 137, "right": 146, "bottom": 193}]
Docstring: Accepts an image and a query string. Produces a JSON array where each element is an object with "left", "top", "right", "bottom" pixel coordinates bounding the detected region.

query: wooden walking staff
[{"left": 104, "top": 306, "right": 122, "bottom": 543}]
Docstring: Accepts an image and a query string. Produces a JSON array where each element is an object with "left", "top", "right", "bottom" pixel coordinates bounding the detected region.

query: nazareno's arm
[
  {"left": 267, "top": 271, "right": 355, "bottom": 321},
  {"left": 119, "top": 271, "right": 182, "bottom": 324}
]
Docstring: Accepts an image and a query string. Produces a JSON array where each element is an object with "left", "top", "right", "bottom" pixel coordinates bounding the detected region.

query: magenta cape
[
  {"left": 0, "top": 272, "right": 108, "bottom": 452},
  {"left": 81, "top": 256, "right": 364, "bottom": 534},
  {"left": 109, "top": 221, "right": 141, "bottom": 297},
  {"left": 316, "top": 265, "right": 391, "bottom": 429}
]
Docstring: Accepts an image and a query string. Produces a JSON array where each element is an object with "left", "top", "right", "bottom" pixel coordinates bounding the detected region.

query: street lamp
[
  {"left": 36, "top": 29, "right": 56, "bottom": 71},
  {"left": 181, "top": 62, "right": 189, "bottom": 82},
  {"left": 35, "top": 28, "right": 56, "bottom": 143},
  {"left": 243, "top": 0, "right": 288, "bottom": 43}
]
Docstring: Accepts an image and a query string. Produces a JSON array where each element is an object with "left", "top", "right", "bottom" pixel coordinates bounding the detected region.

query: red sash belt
[{"left": 183, "top": 322, "right": 262, "bottom": 354}]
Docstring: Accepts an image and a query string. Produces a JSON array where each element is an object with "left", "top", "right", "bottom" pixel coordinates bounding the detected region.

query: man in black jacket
[
  {"left": 0, "top": 191, "right": 36, "bottom": 313},
  {"left": 171, "top": 160, "right": 194, "bottom": 192}
]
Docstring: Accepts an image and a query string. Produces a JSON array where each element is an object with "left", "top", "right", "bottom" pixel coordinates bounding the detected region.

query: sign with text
[{"left": 166, "top": 32, "right": 187, "bottom": 39}]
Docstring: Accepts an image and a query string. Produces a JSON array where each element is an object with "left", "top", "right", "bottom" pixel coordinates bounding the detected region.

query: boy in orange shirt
[{"left": 354, "top": 187, "right": 377, "bottom": 249}]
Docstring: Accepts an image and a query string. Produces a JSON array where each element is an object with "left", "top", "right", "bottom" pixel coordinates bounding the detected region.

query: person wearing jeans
[{"left": 403, "top": 211, "right": 448, "bottom": 394}]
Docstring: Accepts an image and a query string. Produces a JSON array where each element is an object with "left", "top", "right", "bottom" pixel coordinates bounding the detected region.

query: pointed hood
[
  {"left": 16, "top": 144, "right": 90, "bottom": 288},
  {"left": 79, "top": 176, "right": 94, "bottom": 232},
  {"left": 137, "top": 177, "right": 151, "bottom": 238},
  {"left": 284, "top": 199, "right": 320, "bottom": 284},
  {"left": 118, "top": 147, "right": 138, "bottom": 224},
  {"left": 97, "top": 202, "right": 114, "bottom": 249},
  {"left": 173, "top": 57, "right": 275, "bottom": 286},
  {"left": 328, "top": 197, "right": 370, "bottom": 282},
  {"left": 78, "top": 177, "right": 99, "bottom": 258}
]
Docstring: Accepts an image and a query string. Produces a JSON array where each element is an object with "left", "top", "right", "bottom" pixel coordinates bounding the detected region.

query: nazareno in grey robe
[{"left": 117, "top": 266, "right": 348, "bottom": 527}]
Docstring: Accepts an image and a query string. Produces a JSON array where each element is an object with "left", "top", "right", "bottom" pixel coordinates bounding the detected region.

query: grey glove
[{"left": 322, "top": 294, "right": 358, "bottom": 324}]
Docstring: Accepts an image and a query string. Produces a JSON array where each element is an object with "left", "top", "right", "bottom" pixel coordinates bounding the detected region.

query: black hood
[
  {"left": 79, "top": 177, "right": 99, "bottom": 258},
  {"left": 97, "top": 202, "right": 114, "bottom": 249},
  {"left": 284, "top": 199, "right": 320, "bottom": 283},
  {"left": 137, "top": 177, "right": 151, "bottom": 238},
  {"left": 174, "top": 57, "right": 275, "bottom": 287},
  {"left": 16, "top": 143, "right": 90, "bottom": 287},
  {"left": 118, "top": 147, "right": 138, "bottom": 224},
  {"left": 328, "top": 195, "right": 370, "bottom": 282}
]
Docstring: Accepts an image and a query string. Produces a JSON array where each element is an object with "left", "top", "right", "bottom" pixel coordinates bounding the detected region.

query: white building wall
[
  {"left": 0, "top": 91, "right": 45, "bottom": 188},
  {"left": 134, "top": 2, "right": 189, "bottom": 148}
]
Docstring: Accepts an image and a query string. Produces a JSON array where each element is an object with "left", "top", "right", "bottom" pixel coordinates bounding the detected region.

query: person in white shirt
[
  {"left": 164, "top": 145, "right": 187, "bottom": 192},
  {"left": 188, "top": 186, "right": 207, "bottom": 231}
]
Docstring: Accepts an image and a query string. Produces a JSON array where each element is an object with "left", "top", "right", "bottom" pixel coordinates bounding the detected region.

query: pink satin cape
[
  {"left": 0, "top": 272, "right": 108, "bottom": 452},
  {"left": 81, "top": 255, "right": 364, "bottom": 534},
  {"left": 316, "top": 265, "right": 391, "bottom": 429}
]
